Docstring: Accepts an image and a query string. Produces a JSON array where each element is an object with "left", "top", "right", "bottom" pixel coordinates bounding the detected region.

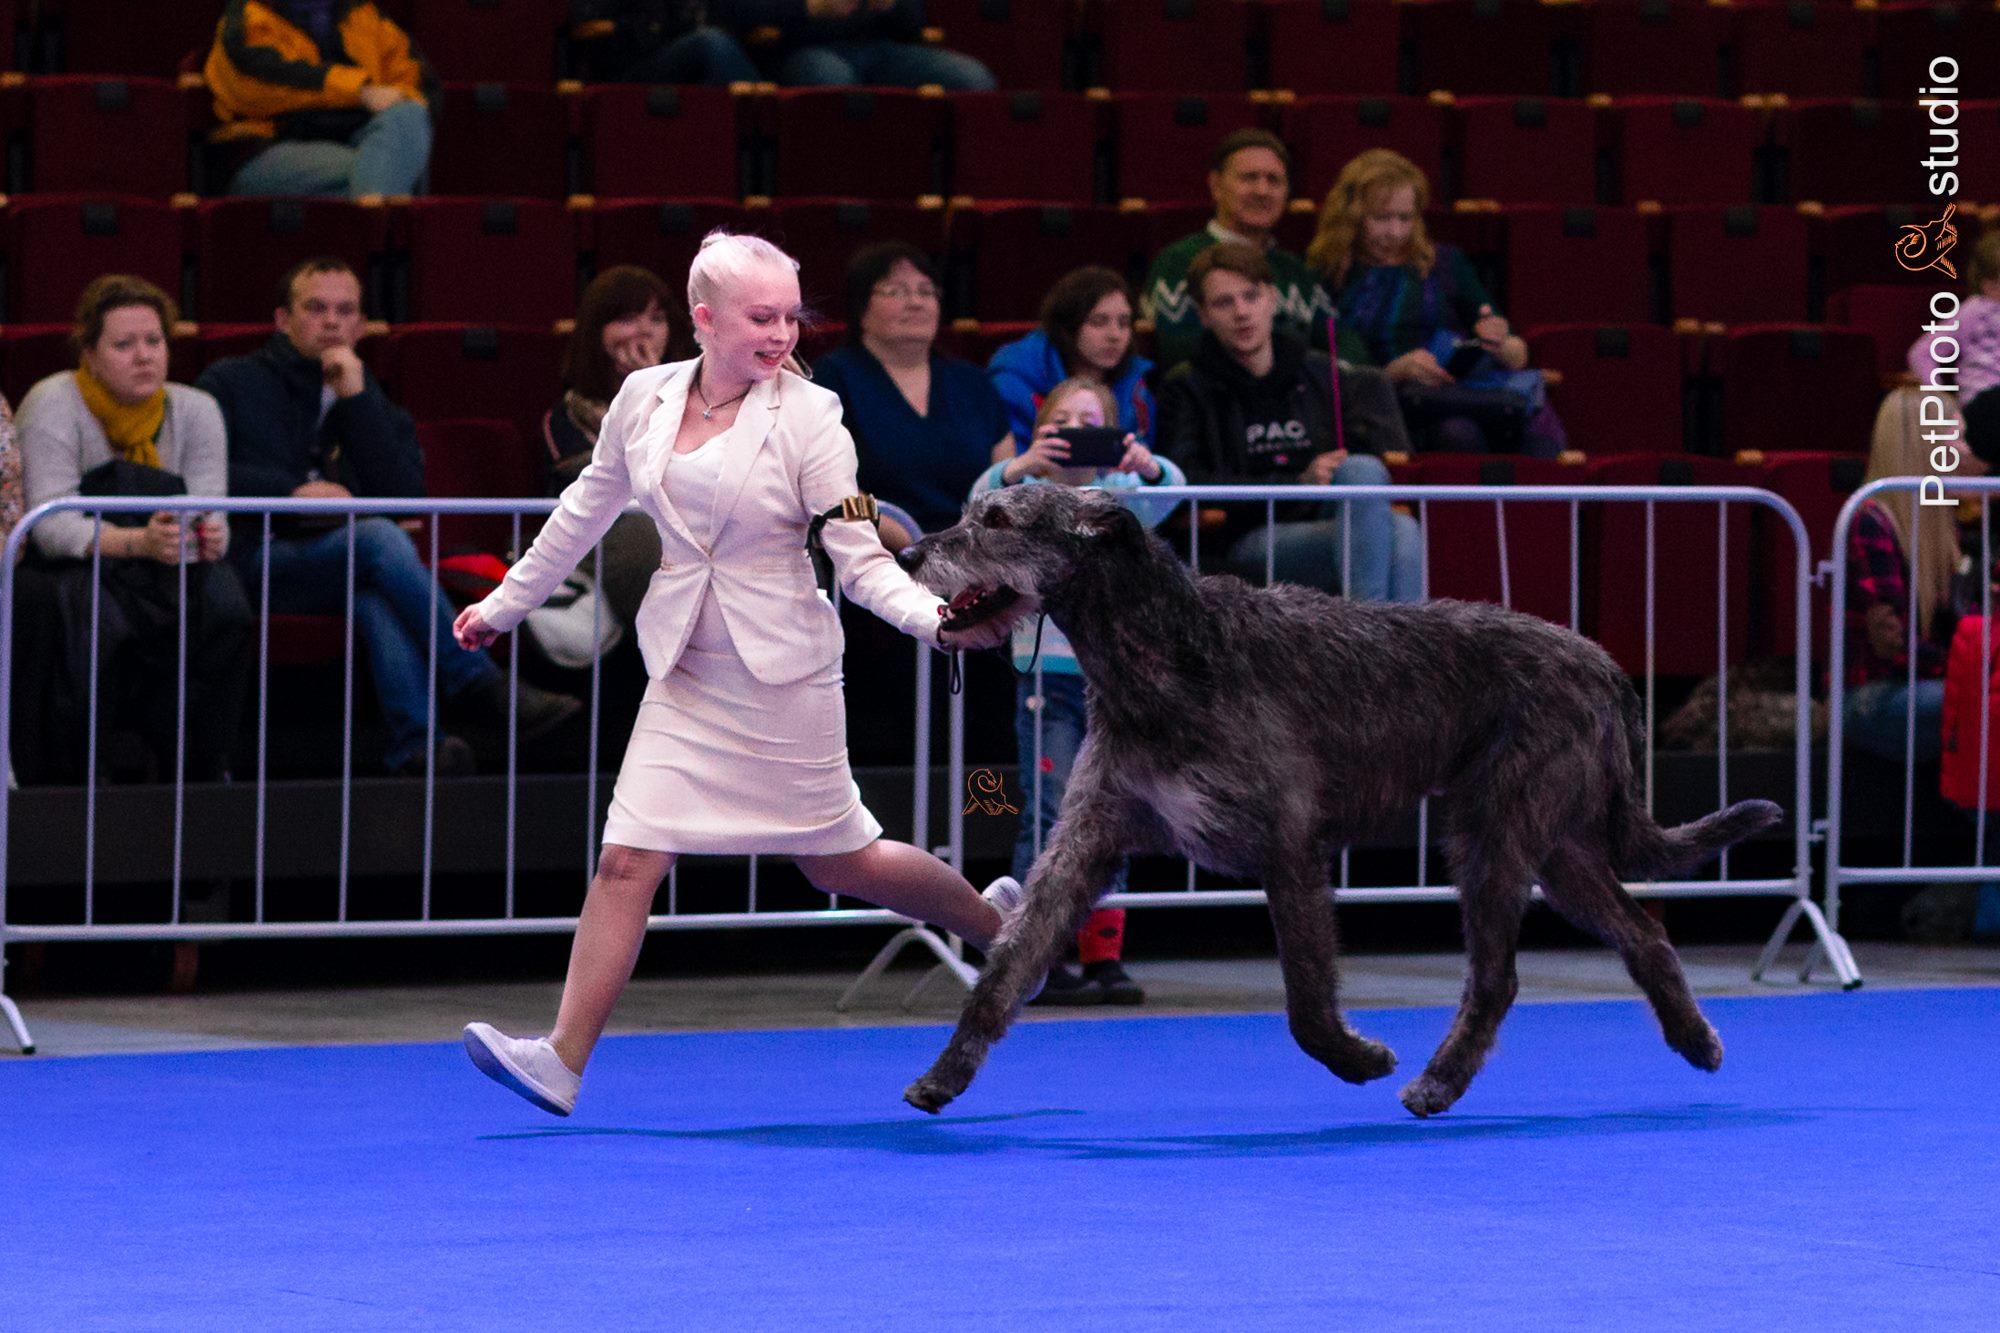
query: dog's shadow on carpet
[{"left": 481, "top": 1103, "right": 1815, "bottom": 1159}]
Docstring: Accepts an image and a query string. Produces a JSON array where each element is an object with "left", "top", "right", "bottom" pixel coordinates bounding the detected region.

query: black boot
[
  {"left": 1084, "top": 959, "right": 1145, "bottom": 1005},
  {"left": 393, "top": 734, "right": 478, "bottom": 778},
  {"left": 1027, "top": 963, "right": 1101, "bottom": 1006},
  {"left": 459, "top": 675, "right": 583, "bottom": 742}
]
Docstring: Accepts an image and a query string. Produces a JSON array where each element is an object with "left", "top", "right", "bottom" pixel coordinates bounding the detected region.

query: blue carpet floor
[{"left": 3, "top": 989, "right": 1997, "bottom": 1331}]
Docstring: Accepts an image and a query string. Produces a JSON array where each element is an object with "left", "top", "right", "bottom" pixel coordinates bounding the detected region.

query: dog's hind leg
[
  {"left": 1399, "top": 836, "right": 1535, "bottom": 1118},
  {"left": 1264, "top": 854, "right": 1397, "bottom": 1085},
  {"left": 902, "top": 803, "right": 1133, "bottom": 1115},
  {"left": 1537, "top": 837, "right": 1723, "bottom": 1072}
]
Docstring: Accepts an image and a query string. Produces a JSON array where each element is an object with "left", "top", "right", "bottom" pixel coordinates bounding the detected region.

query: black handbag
[
  {"left": 1394, "top": 381, "right": 1529, "bottom": 451},
  {"left": 72, "top": 456, "right": 207, "bottom": 635},
  {"left": 76, "top": 457, "right": 187, "bottom": 525}
]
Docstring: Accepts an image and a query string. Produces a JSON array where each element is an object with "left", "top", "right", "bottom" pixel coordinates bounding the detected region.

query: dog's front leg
[
  {"left": 903, "top": 811, "right": 1128, "bottom": 1115},
  {"left": 1264, "top": 852, "right": 1398, "bottom": 1085}
]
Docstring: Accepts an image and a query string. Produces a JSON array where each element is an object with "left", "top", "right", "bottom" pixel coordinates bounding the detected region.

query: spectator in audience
[
  {"left": 987, "top": 266, "right": 1155, "bottom": 453},
  {"left": 1308, "top": 149, "right": 1566, "bottom": 459},
  {"left": 197, "top": 257, "right": 581, "bottom": 776},
  {"left": 1143, "top": 129, "right": 1337, "bottom": 373},
  {"left": 813, "top": 242, "right": 1011, "bottom": 543},
  {"left": 15, "top": 276, "right": 251, "bottom": 784},
  {"left": 205, "top": 0, "right": 438, "bottom": 198},
  {"left": 545, "top": 265, "right": 694, "bottom": 633},
  {"left": 1842, "top": 388, "right": 1971, "bottom": 765},
  {"left": 1157, "top": 242, "right": 1422, "bottom": 602},
  {"left": 972, "top": 376, "right": 1184, "bottom": 1005},
  {"left": 1911, "top": 228, "right": 2000, "bottom": 470},
  {"left": 711, "top": 0, "right": 995, "bottom": 90},
  {"left": 570, "top": 2, "right": 760, "bottom": 83}
]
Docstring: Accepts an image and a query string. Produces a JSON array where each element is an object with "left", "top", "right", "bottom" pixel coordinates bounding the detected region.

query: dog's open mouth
[{"left": 939, "top": 583, "right": 1022, "bottom": 631}]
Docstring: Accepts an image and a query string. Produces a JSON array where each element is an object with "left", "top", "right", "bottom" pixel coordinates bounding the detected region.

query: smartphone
[{"left": 1051, "top": 425, "right": 1128, "bottom": 468}]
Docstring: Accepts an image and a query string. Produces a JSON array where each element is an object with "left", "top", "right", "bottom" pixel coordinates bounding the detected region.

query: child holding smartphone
[{"left": 969, "top": 377, "right": 1186, "bottom": 1003}]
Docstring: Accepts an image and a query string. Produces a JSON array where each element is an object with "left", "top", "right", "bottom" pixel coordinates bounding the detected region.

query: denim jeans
[
  {"left": 1011, "top": 672, "right": 1127, "bottom": 897},
  {"left": 242, "top": 517, "right": 496, "bottom": 770},
  {"left": 227, "top": 100, "right": 432, "bottom": 198},
  {"left": 619, "top": 27, "right": 761, "bottom": 84},
  {"left": 1843, "top": 678, "right": 1946, "bottom": 766},
  {"left": 777, "top": 40, "right": 996, "bottom": 90},
  {"left": 1224, "top": 453, "right": 1425, "bottom": 602}
]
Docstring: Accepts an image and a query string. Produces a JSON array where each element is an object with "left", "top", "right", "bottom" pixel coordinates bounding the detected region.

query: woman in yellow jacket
[{"left": 204, "top": 1, "right": 438, "bottom": 198}]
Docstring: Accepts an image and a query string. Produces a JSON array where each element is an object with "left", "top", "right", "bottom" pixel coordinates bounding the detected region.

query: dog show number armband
[{"left": 805, "top": 493, "right": 882, "bottom": 596}]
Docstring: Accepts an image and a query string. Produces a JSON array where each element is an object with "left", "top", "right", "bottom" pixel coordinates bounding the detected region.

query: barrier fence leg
[
  {"left": 0, "top": 956, "right": 34, "bottom": 1052},
  {"left": 1751, "top": 897, "right": 1862, "bottom": 989},
  {"left": 835, "top": 926, "right": 979, "bottom": 1013}
]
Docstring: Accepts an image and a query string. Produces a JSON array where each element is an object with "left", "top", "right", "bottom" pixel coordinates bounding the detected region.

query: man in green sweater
[{"left": 1142, "top": 128, "right": 1335, "bottom": 372}]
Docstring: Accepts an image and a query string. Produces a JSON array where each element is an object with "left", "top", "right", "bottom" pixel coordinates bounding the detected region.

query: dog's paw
[
  {"left": 1333, "top": 1036, "right": 1399, "bottom": 1085},
  {"left": 1398, "top": 1074, "right": 1462, "bottom": 1118},
  {"left": 1669, "top": 1023, "right": 1724, "bottom": 1073},
  {"left": 903, "top": 1078, "right": 952, "bottom": 1115}
]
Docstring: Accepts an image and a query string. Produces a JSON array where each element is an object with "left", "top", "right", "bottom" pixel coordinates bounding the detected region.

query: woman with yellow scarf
[{"left": 15, "top": 275, "right": 251, "bottom": 783}]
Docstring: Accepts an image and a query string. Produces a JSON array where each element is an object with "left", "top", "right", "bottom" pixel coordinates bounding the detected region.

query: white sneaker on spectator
[
  {"left": 463, "top": 1022, "right": 580, "bottom": 1116},
  {"left": 979, "top": 876, "right": 1045, "bottom": 1002}
]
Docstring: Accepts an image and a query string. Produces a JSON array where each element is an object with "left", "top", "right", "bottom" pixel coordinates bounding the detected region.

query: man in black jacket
[
  {"left": 197, "top": 257, "right": 578, "bottom": 775},
  {"left": 1156, "top": 242, "right": 1422, "bottom": 602}
]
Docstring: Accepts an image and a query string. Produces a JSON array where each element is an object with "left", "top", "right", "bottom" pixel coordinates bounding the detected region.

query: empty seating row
[
  {"left": 11, "top": 77, "right": 1995, "bottom": 209},
  {"left": 0, "top": 193, "right": 1976, "bottom": 331},
  {"left": 15, "top": 1, "right": 2000, "bottom": 102}
]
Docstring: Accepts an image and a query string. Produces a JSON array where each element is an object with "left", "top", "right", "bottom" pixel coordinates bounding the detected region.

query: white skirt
[{"left": 601, "top": 639, "right": 883, "bottom": 856}]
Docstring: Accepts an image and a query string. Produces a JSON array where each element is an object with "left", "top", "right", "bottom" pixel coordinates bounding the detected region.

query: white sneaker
[
  {"left": 980, "top": 876, "right": 1045, "bottom": 1003},
  {"left": 463, "top": 1022, "right": 580, "bottom": 1116}
]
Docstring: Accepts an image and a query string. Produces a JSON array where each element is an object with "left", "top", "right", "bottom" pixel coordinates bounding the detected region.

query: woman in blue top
[
  {"left": 812, "top": 242, "right": 1012, "bottom": 543},
  {"left": 1308, "top": 149, "right": 1566, "bottom": 458},
  {"left": 986, "top": 266, "right": 1155, "bottom": 450}
]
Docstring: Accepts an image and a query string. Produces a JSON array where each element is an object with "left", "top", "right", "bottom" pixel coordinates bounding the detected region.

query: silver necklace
[{"left": 695, "top": 375, "right": 751, "bottom": 420}]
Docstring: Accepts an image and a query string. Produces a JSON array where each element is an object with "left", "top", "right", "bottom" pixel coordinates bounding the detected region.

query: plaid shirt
[{"left": 1845, "top": 500, "right": 1950, "bottom": 686}]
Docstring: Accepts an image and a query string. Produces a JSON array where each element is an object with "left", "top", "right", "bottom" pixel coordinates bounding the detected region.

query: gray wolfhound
[{"left": 894, "top": 484, "right": 1781, "bottom": 1118}]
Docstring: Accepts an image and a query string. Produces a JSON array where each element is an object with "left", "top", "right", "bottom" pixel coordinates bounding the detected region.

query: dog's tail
[{"left": 1609, "top": 685, "right": 1784, "bottom": 880}]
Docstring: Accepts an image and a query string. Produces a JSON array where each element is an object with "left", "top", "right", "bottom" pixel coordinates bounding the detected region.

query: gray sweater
[{"left": 16, "top": 373, "right": 230, "bottom": 561}]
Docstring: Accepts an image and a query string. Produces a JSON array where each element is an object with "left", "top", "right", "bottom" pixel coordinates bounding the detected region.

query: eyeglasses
[{"left": 873, "top": 283, "right": 940, "bottom": 303}]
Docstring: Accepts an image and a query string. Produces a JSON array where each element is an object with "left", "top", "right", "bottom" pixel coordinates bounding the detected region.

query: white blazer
[{"left": 474, "top": 359, "right": 947, "bottom": 685}]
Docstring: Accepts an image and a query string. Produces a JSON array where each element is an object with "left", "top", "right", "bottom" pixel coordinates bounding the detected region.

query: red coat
[{"left": 1942, "top": 615, "right": 2000, "bottom": 809}]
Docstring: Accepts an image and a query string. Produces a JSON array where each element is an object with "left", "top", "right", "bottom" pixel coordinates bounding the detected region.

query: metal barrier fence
[
  {"left": 1822, "top": 476, "right": 1999, "bottom": 980},
  {"left": 1, "top": 482, "right": 1860, "bottom": 1052}
]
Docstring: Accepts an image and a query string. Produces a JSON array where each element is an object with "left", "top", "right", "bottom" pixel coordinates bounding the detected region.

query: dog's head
[{"left": 895, "top": 484, "right": 1148, "bottom": 632}]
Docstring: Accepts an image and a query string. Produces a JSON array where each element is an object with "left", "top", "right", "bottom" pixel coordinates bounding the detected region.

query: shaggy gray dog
[{"left": 895, "top": 484, "right": 1782, "bottom": 1118}]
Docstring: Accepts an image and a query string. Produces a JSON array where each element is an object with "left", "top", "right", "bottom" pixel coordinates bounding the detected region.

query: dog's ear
[{"left": 1074, "top": 497, "right": 1145, "bottom": 547}]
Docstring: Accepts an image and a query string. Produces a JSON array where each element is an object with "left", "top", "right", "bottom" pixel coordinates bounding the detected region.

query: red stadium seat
[
  {"left": 1112, "top": 93, "right": 1267, "bottom": 204},
  {"left": 1710, "top": 324, "right": 1879, "bottom": 456},
  {"left": 1609, "top": 97, "right": 1763, "bottom": 207},
  {"left": 1089, "top": 0, "right": 1255, "bottom": 94},
  {"left": 1775, "top": 100, "right": 1927, "bottom": 206},
  {"left": 402, "top": 199, "right": 578, "bottom": 325},
  {"left": 1262, "top": 0, "right": 1402, "bottom": 98},
  {"left": 1814, "top": 205, "right": 1955, "bottom": 297},
  {"left": 949, "top": 92, "right": 1100, "bottom": 204},
  {"left": 1587, "top": 454, "right": 1758, "bottom": 677},
  {"left": 1456, "top": 97, "right": 1599, "bottom": 206},
  {"left": 948, "top": 203, "right": 1149, "bottom": 321},
  {"left": 23, "top": 77, "right": 189, "bottom": 197},
  {"left": 195, "top": 322, "right": 284, "bottom": 373},
  {"left": 403, "top": 0, "right": 562, "bottom": 85},
  {"left": 1280, "top": 96, "right": 1449, "bottom": 202},
  {"left": 2, "top": 195, "right": 184, "bottom": 324},
  {"left": 417, "top": 418, "right": 543, "bottom": 558},
  {"left": 1752, "top": 450, "right": 1866, "bottom": 660},
  {"left": 762, "top": 199, "right": 948, "bottom": 315},
  {"left": 1876, "top": 3, "right": 2000, "bottom": 101},
  {"left": 1406, "top": 454, "right": 1590, "bottom": 629},
  {"left": 1407, "top": 0, "right": 1571, "bottom": 98},
  {"left": 577, "top": 85, "right": 742, "bottom": 200},
  {"left": 1529, "top": 324, "right": 1685, "bottom": 456},
  {"left": 765, "top": 89, "right": 945, "bottom": 200},
  {"left": 1664, "top": 205, "right": 1811, "bottom": 327},
  {"left": 375, "top": 323, "right": 565, "bottom": 458},
  {"left": 943, "top": 320, "right": 1038, "bottom": 370},
  {"left": 53, "top": 1, "right": 219, "bottom": 78},
  {"left": 926, "top": 0, "right": 1072, "bottom": 92},
  {"left": 193, "top": 198, "right": 391, "bottom": 322},
  {"left": 1502, "top": 206, "right": 1652, "bottom": 331},
  {"left": 428, "top": 84, "right": 570, "bottom": 199},
  {"left": 1580, "top": 0, "right": 1731, "bottom": 98},
  {"left": 586, "top": 199, "right": 753, "bottom": 295},
  {"left": 1825, "top": 283, "right": 1932, "bottom": 380},
  {"left": 1733, "top": 1, "right": 1871, "bottom": 100}
]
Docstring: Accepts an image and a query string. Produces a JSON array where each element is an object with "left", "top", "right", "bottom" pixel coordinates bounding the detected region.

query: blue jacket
[{"left": 985, "top": 329, "right": 1156, "bottom": 451}]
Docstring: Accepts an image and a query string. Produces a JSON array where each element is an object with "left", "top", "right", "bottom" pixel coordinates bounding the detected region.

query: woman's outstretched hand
[{"left": 454, "top": 605, "right": 499, "bottom": 651}]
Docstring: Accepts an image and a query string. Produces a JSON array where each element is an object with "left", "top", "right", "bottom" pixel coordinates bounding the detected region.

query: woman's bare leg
[
  {"left": 796, "top": 839, "right": 1003, "bottom": 949},
  {"left": 548, "top": 843, "right": 676, "bottom": 1075}
]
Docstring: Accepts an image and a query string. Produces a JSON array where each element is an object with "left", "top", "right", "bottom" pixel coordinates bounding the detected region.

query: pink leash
[{"left": 1327, "top": 315, "right": 1345, "bottom": 454}]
